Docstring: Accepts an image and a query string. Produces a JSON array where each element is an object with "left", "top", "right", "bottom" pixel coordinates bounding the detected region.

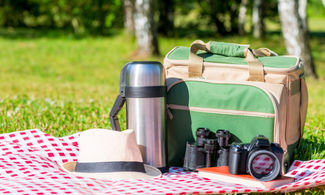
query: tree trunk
[
  {"left": 298, "top": 0, "right": 317, "bottom": 78},
  {"left": 207, "top": 0, "right": 227, "bottom": 35},
  {"left": 238, "top": 0, "right": 248, "bottom": 35},
  {"left": 230, "top": 2, "right": 239, "bottom": 34},
  {"left": 97, "top": 0, "right": 108, "bottom": 35},
  {"left": 298, "top": 0, "right": 307, "bottom": 31},
  {"left": 134, "top": 0, "right": 159, "bottom": 56},
  {"left": 322, "top": 0, "right": 325, "bottom": 8},
  {"left": 278, "top": 0, "right": 317, "bottom": 78},
  {"left": 124, "top": 0, "right": 135, "bottom": 35},
  {"left": 158, "top": 0, "right": 174, "bottom": 36},
  {"left": 252, "top": 0, "right": 265, "bottom": 38}
]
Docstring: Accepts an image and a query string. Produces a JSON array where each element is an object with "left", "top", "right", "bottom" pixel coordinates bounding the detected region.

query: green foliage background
[
  {"left": 0, "top": 0, "right": 324, "bottom": 35},
  {"left": 0, "top": 0, "right": 123, "bottom": 34}
]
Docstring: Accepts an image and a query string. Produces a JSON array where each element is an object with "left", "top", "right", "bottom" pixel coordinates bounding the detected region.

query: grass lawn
[{"left": 0, "top": 19, "right": 324, "bottom": 192}]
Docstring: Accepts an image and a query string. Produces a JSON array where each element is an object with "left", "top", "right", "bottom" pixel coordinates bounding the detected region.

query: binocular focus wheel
[{"left": 247, "top": 150, "right": 280, "bottom": 182}]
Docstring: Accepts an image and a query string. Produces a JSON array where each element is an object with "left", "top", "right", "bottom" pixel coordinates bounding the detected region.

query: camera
[
  {"left": 228, "top": 135, "right": 284, "bottom": 181},
  {"left": 183, "top": 128, "right": 230, "bottom": 171}
]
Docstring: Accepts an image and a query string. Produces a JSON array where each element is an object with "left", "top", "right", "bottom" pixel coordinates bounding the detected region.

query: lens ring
[{"left": 247, "top": 150, "right": 280, "bottom": 181}]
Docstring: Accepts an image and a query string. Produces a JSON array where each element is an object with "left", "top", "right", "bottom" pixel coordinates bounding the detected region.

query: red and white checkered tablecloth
[{"left": 0, "top": 129, "right": 324, "bottom": 194}]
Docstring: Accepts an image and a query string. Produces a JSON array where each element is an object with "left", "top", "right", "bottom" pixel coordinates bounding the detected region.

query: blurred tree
[
  {"left": 263, "top": 0, "right": 279, "bottom": 22},
  {"left": 158, "top": 0, "right": 174, "bottom": 36},
  {"left": 200, "top": 0, "right": 241, "bottom": 35},
  {"left": 278, "top": 0, "right": 317, "bottom": 78},
  {"left": 124, "top": 0, "right": 135, "bottom": 35},
  {"left": 78, "top": 0, "right": 122, "bottom": 34},
  {"left": 298, "top": 0, "right": 308, "bottom": 31},
  {"left": 229, "top": 1, "right": 240, "bottom": 33},
  {"left": 206, "top": 0, "right": 227, "bottom": 35},
  {"left": 298, "top": 0, "right": 316, "bottom": 78},
  {"left": 0, "top": 0, "right": 123, "bottom": 35},
  {"left": 252, "top": 0, "right": 265, "bottom": 38},
  {"left": 0, "top": 0, "right": 34, "bottom": 27},
  {"left": 238, "top": 0, "right": 248, "bottom": 35},
  {"left": 97, "top": 1, "right": 109, "bottom": 34},
  {"left": 134, "top": 0, "right": 159, "bottom": 56}
]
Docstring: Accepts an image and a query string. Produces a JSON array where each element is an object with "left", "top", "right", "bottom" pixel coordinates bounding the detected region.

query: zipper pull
[{"left": 166, "top": 105, "right": 174, "bottom": 120}]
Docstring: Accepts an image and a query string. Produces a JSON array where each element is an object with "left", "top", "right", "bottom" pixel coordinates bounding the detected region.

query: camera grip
[{"left": 228, "top": 147, "right": 242, "bottom": 174}]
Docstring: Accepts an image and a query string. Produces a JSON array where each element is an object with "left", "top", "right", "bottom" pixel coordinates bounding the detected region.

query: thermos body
[
  {"left": 110, "top": 61, "right": 167, "bottom": 169},
  {"left": 125, "top": 62, "right": 167, "bottom": 169}
]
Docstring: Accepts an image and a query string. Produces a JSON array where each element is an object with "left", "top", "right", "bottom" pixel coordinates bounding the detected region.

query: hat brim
[{"left": 61, "top": 161, "right": 162, "bottom": 180}]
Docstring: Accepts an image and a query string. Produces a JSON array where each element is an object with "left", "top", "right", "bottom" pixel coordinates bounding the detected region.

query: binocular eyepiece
[
  {"left": 196, "top": 128, "right": 212, "bottom": 147},
  {"left": 216, "top": 129, "right": 230, "bottom": 147}
]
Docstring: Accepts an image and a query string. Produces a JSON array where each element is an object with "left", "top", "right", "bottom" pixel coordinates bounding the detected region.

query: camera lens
[
  {"left": 252, "top": 154, "right": 274, "bottom": 175},
  {"left": 247, "top": 150, "right": 280, "bottom": 181}
]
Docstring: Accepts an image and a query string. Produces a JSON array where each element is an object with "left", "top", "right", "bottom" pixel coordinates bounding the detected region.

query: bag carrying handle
[{"left": 188, "top": 40, "right": 278, "bottom": 81}]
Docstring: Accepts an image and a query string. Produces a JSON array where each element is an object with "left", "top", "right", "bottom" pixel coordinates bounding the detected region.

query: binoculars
[{"left": 183, "top": 128, "right": 230, "bottom": 171}]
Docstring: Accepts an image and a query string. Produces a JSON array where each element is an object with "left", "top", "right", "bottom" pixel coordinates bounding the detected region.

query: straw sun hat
[{"left": 61, "top": 129, "right": 162, "bottom": 180}]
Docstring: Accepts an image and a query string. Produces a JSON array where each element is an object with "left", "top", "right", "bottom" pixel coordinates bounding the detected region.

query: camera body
[
  {"left": 228, "top": 135, "right": 284, "bottom": 181},
  {"left": 183, "top": 128, "right": 230, "bottom": 171}
]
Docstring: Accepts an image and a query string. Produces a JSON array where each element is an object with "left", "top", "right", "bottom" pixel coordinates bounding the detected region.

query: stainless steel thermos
[{"left": 110, "top": 61, "right": 167, "bottom": 171}]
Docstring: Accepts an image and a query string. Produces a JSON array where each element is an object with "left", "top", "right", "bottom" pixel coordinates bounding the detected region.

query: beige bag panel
[
  {"left": 285, "top": 92, "right": 301, "bottom": 145},
  {"left": 284, "top": 68, "right": 307, "bottom": 146},
  {"left": 164, "top": 59, "right": 289, "bottom": 86},
  {"left": 252, "top": 82, "right": 288, "bottom": 151}
]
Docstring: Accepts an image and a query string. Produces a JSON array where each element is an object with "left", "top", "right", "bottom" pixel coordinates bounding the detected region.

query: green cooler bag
[{"left": 164, "top": 40, "right": 308, "bottom": 171}]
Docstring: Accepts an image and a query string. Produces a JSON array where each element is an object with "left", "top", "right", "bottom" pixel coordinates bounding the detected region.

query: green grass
[{"left": 0, "top": 19, "right": 324, "bottom": 192}]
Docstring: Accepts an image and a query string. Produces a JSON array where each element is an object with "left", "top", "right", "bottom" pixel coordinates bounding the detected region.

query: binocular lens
[{"left": 248, "top": 150, "right": 281, "bottom": 181}]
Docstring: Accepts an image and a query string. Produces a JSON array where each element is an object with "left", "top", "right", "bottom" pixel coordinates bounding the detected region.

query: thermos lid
[
  {"left": 119, "top": 61, "right": 166, "bottom": 98},
  {"left": 124, "top": 61, "right": 165, "bottom": 87}
]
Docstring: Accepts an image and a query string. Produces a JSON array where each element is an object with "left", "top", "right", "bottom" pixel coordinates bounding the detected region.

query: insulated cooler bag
[{"left": 164, "top": 40, "right": 308, "bottom": 171}]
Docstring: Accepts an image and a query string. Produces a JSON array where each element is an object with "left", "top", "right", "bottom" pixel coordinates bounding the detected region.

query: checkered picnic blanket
[{"left": 0, "top": 129, "right": 324, "bottom": 194}]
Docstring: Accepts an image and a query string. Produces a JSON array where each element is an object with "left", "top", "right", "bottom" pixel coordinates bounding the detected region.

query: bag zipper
[{"left": 167, "top": 104, "right": 275, "bottom": 118}]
